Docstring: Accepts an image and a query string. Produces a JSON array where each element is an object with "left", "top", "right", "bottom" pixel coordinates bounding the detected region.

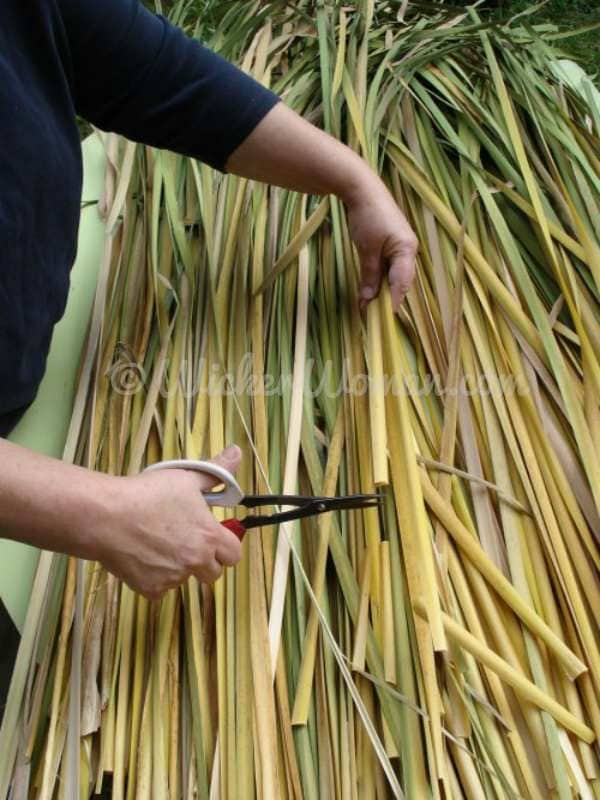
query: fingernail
[
  {"left": 361, "top": 286, "right": 376, "bottom": 300},
  {"left": 223, "top": 444, "right": 241, "bottom": 459}
]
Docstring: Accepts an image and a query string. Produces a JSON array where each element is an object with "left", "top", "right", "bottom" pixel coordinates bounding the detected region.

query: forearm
[
  {"left": 225, "top": 102, "right": 379, "bottom": 202},
  {"left": 0, "top": 440, "right": 245, "bottom": 597},
  {"left": 225, "top": 100, "right": 418, "bottom": 310},
  {"left": 0, "top": 439, "right": 111, "bottom": 560}
]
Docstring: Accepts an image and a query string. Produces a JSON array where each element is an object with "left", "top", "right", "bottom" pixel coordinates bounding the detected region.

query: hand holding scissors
[{"left": 144, "top": 459, "right": 381, "bottom": 540}]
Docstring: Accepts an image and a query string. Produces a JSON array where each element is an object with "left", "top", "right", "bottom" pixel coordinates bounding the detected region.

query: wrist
[
  {"left": 61, "top": 472, "right": 122, "bottom": 563},
  {"left": 335, "top": 151, "right": 384, "bottom": 207}
]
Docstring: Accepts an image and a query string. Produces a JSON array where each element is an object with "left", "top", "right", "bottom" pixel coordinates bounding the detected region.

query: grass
[
  {"left": 8, "top": 3, "right": 599, "bottom": 797},
  {"left": 148, "top": 0, "right": 600, "bottom": 79},
  {"left": 193, "top": 0, "right": 600, "bottom": 78},
  {"left": 476, "top": 0, "right": 600, "bottom": 77}
]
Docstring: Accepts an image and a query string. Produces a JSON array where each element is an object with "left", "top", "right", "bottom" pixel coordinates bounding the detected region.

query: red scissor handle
[{"left": 222, "top": 518, "right": 246, "bottom": 541}]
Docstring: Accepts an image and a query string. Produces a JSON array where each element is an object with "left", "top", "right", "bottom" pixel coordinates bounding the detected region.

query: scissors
[{"left": 144, "top": 459, "right": 381, "bottom": 540}]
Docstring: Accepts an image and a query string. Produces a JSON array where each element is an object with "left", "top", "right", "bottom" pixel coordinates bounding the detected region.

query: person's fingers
[
  {"left": 358, "top": 250, "right": 383, "bottom": 303},
  {"left": 134, "top": 583, "right": 166, "bottom": 601},
  {"left": 214, "top": 525, "right": 243, "bottom": 567},
  {"left": 189, "top": 444, "right": 242, "bottom": 491},
  {"left": 194, "top": 558, "right": 223, "bottom": 585},
  {"left": 388, "top": 239, "right": 418, "bottom": 311},
  {"left": 211, "top": 444, "right": 242, "bottom": 473},
  {"left": 388, "top": 255, "right": 413, "bottom": 310}
]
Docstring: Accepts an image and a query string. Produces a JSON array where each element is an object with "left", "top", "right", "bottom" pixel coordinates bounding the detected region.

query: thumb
[
  {"left": 194, "top": 444, "right": 242, "bottom": 491},
  {"left": 212, "top": 444, "right": 242, "bottom": 473}
]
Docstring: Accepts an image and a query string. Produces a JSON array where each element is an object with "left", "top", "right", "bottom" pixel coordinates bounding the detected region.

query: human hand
[
  {"left": 344, "top": 174, "right": 418, "bottom": 311},
  {"left": 224, "top": 102, "right": 417, "bottom": 310},
  {"left": 95, "top": 445, "right": 243, "bottom": 599}
]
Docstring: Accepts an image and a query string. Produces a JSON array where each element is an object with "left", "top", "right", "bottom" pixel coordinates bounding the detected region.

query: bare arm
[
  {"left": 0, "top": 89, "right": 417, "bottom": 599},
  {"left": 0, "top": 439, "right": 242, "bottom": 598},
  {"left": 0, "top": 439, "right": 112, "bottom": 558},
  {"left": 226, "top": 102, "right": 418, "bottom": 309}
]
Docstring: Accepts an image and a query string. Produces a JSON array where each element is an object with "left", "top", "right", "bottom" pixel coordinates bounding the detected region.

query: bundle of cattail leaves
[{"left": 2, "top": 1, "right": 599, "bottom": 797}]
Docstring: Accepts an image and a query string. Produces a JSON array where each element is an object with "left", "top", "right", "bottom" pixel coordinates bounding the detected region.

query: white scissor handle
[{"left": 143, "top": 459, "right": 244, "bottom": 507}]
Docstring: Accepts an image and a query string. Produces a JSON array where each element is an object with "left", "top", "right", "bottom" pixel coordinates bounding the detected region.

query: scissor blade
[
  {"left": 241, "top": 493, "right": 381, "bottom": 510},
  {"left": 241, "top": 494, "right": 381, "bottom": 530},
  {"left": 241, "top": 494, "right": 320, "bottom": 509},
  {"left": 318, "top": 494, "right": 382, "bottom": 511}
]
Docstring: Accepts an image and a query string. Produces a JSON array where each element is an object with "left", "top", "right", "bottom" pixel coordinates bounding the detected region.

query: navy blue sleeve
[{"left": 58, "top": 0, "right": 280, "bottom": 171}]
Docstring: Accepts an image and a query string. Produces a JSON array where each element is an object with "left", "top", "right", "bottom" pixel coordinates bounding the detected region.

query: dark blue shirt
[{"left": 0, "top": 0, "right": 279, "bottom": 428}]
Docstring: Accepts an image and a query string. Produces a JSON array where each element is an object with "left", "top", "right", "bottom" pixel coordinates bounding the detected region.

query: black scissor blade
[
  {"left": 242, "top": 493, "right": 381, "bottom": 510},
  {"left": 241, "top": 494, "right": 320, "bottom": 509},
  {"left": 241, "top": 494, "right": 381, "bottom": 530},
  {"left": 317, "top": 494, "right": 382, "bottom": 512}
]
